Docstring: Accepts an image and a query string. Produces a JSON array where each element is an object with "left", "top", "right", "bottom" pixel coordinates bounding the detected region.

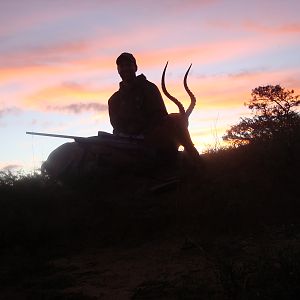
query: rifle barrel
[{"left": 26, "top": 131, "right": 80, "bottom": 140}]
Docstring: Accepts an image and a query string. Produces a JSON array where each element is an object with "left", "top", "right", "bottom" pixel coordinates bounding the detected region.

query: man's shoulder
[
  {"left": 108, "top": 91, "right": 120, "bottom": 105},
  {"left": 137, "top": 74, "right": 159, "bottom": 91}
]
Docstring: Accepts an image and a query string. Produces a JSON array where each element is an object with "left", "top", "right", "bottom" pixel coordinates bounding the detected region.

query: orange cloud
[
  {"left": 24, "top": 82, "right": 111, "bottom": 109},
  {"left": 242, "top": 21, "right": 300, "bottom": 34},
  {"left": 1, "top": 40, "right": 89, "bottom": 68}
]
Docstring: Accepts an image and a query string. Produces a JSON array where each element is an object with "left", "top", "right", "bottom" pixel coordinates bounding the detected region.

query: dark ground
[{"left": 0, "top": 141, "right": 299, "bottom": 299}]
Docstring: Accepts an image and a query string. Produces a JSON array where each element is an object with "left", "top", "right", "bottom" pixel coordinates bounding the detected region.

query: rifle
[
  {"left": 26, "top": 131, "right": 89, "bottom": 142},
  {"left": 26, "top": 131, "right": 146, "bottom": 148}
]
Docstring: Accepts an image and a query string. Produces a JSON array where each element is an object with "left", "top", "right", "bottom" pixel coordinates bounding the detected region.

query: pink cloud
[
  {"left": 1, "top": 12, "right": 297, "bottom": 86},
  {"left": 135, "top": 33, "right": 293, "bottom": 69},
  {"left": 0, "top": 1, "right": 105, "bottom": 38},
  {"left": 0, "top": 39, "right": 92, "bottom": 69},
  {"left": 0, "top": 14, "right": 299, "bottom": 119}
]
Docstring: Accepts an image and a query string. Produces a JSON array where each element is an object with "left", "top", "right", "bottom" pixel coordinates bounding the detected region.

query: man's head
[{"left": 116, "top": 52, "right": 137, "bottom": 82}]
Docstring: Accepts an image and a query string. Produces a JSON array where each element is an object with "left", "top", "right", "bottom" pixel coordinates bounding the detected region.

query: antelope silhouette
[{"left": 145, "top": 62, "right": 200, "bottom": 161}]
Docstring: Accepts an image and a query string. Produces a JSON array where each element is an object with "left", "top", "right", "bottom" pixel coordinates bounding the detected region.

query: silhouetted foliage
[{"left": 224, "top": 85, "right": 300, "bottom": 146}]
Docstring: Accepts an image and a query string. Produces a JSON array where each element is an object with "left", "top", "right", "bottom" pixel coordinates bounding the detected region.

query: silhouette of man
[
  {"left": 42, "top": 53, "right": 178, "bottom": 181},
  {"left": 108, "top": 53, "right": 168, "bottom": 139}
]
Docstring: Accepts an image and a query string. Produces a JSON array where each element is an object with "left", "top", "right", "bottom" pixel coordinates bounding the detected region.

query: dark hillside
[{"left": 0, "top": 138, "right": 299, "bottom": 299}]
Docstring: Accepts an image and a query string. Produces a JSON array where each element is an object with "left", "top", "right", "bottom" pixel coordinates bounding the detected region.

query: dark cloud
[
  {"left": 227, "top": 67, "right": 268, "bottom": 79},
  {"left": 47, "top": 102, "right": 107, "bottom": 114},
  {"left": 0, "top": 107, "right": 21, "bottom": 118},
  {"left": 61, "top": 81, "right": 84, "bottom": 90}
]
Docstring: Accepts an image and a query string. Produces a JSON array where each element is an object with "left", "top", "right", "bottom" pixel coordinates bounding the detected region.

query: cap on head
[{"left": 116, "top": 52, "right": 137, "bottom": 66}]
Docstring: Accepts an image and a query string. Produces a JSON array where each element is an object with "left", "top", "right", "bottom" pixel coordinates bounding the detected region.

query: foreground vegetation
[{"left": 1, "top": 133, "right": 299, "bottom": 299}]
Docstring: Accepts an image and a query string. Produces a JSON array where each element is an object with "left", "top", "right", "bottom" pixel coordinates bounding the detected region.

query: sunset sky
[{"left": 1, "top": 0, "right": 300, "bottom": 172}]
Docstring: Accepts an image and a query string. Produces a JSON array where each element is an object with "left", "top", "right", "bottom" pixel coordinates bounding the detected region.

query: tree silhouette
[{"left": 224, "top": 85, "right": 300, "bottom": 146}]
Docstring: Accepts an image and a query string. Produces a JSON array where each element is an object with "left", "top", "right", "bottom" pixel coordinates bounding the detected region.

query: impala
[{"left": 145, "top": 62, "right": 200, "bottom": 161}]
